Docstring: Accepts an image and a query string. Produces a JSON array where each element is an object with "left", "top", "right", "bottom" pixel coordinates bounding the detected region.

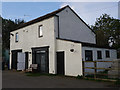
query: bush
[
  {"left": 115, "top": 79, "right": 120, "bottom": 85},
  {"left": 76, "top": 75, "right": 83, "bottom": 79}
]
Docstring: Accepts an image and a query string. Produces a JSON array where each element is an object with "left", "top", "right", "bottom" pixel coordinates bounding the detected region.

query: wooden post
[
  {"left": 82, "top": 61, "right": 85, "bottom": 78},
  {"left": 94, "top": 61, "right": 97, "bottom": 79}
]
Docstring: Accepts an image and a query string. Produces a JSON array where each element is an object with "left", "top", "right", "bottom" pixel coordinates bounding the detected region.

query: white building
[{"left": 10, "top": 5, "right": 117, "bottom": 76}]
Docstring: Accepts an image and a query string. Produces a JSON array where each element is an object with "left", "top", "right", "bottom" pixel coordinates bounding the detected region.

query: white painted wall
[
  {"left": 9, "top": 7, "right": 117, "bottom": 76},
  {"left": 10, "top": 17, "right": 56, "bottom": 74},
  {"left": 56, "top": 7, "right": 96, "bottom": 44},
  {"left": 10, "top": 16, "right": 83, "bottom": 76},
  {"left": 82, "top": 46, "right": 117, "bottom": 61},
  {"left": 82, "top": 46, "right": 117, "bottom": 72},
  {"left": 56, "top": 39, "right": 82, "bottom": 76}
]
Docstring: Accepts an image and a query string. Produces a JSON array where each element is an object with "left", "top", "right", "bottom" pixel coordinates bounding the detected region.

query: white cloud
[
  {"left": 60, "top": 2, "right": 118, "bottom": 25},
  {"left": 60, "top": 3, "right": 68, "bottom": 8}
]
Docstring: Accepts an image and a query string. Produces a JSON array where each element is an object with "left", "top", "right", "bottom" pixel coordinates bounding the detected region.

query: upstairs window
[
  {"left": 97, "top": 51, "right": 102, "bottom": 59},
  {"left": 38, "top": 25, "right": 43, "bottom": 37},
  {"left": 85, "top": 50, "right": 93, "bottom": 61},
  {"left": 15, "top": 32, "right": 18, "bottom": 42},
  {"left": 106, "top": 50, "right": 110, "bottom": 58}
]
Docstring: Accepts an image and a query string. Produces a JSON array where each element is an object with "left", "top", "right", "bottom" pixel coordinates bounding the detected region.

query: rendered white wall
[
  {"left": 82, "top": 46, "right": 117, "bottom": 61},
  {"left": 82, "top": 46, "right": 117, "bottom": 72},
  {"left": 56, "top": 7, "right": 96, "bottom": 44},
  {"left": 56, "top": 39, "right": 82, "bottom": 76},
  {"left": 10, "top": 17, "right": 56, "bottom": 74}
]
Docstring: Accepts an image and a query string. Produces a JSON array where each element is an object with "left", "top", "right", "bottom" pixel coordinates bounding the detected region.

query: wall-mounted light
[
  {"left": 70, "top": 49, "right": 74, "bottom": 52},
  {"left": 28, "top": 52, "right": 31, "bottom": 54},
  {"left": 10, "top": 33, "right": 14, "bottom": 36}
]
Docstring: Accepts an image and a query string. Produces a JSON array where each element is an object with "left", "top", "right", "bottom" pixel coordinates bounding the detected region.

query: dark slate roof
[
  {"left": 14, "top": 5, "right": 68, "bottom": 30},
  {"left": 57, "top": 38, "right": 115, "bottom": 49}
]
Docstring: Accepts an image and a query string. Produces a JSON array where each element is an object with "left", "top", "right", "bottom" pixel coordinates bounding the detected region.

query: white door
[{"left": 17, "top": 52, "right": 25, "bottom": 70}]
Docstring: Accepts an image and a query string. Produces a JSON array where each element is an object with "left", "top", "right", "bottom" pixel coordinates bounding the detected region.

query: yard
[{"left": 2, "top": 70, "right": 119, "bottom": 88}]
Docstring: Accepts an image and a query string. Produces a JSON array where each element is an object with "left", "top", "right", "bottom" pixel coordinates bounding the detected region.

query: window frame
[
  {"left": 97, "top": 51, "right": 102, "bottom": 59},
  {"left": 85, "top": 50, "right": 93, "bottom": 61},
  {"left": 106, "top": 50, "right": 110, "bottom": 58},
  {"left": 38, "top": 25, "right": 43, "bottom": 37},
  {"left": 15, "top": 32, "right": 18, "bottom": 42}
]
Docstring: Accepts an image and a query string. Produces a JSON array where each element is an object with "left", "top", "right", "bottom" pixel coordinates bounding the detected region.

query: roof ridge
[{"left": 14, "top": 5, "right": 69, "bottom": 30}]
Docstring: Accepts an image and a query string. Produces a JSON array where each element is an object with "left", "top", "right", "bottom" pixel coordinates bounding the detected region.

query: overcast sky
[{"left": 1, "top": 1, "right": 119, "bottom": 25}]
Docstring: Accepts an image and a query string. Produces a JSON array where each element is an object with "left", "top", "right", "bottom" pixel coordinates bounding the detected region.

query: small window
[
  {"left": 97, "top": 51, "right": 102, "bottom": 59},
  {"left": 85, "top": 50, "right": 93, "bottom": 61},
  {"left": 38, "top": 25, "right": 43, "bottom": 37},
  {"left": 15, "top": 32, "right": 18, "bottom": 42},
  {"left": 106, "top": 50, "right": 110, "bottom": 58}
]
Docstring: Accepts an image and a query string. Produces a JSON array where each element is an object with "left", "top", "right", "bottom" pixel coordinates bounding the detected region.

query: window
[
  {"left": 15, "top": 32, "right": 18, "bottom": 42},
  {"left": 85, "top": 50, "right": 93, "bottom": 61},
  {"left": 97, "top": 51, "right": 102, "bottom": 59},
  {"left": 106, "top": 50, "right": 110, "bottom": 58},
  {"left": 38, "top": 25, "right": 43, "bottom": 37}
]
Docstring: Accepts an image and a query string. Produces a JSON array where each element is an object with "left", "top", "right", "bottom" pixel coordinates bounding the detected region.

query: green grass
[
  {"left": 114, "top": 79, "right": 120, "bottom": 85},
  {"left": 76, "top": 75, "right": 83, "bottom": 79},
  {"left": 85, "top": 70, "right": 109, "bottom": 79},
  {"left": 25, "top": 71, "right": 120, "bottom": 86},
  {"left": 25, "top": 72, "right": 57, "bottom": 77},
  {"left": 26, "top": 72, "right": 43, "bottom": 76},
  {"left": 83, "top": 70, "right": 119, "bottom": 83},
  {"left": 85, "top": 74, "right": 94, "bottom": 78}
]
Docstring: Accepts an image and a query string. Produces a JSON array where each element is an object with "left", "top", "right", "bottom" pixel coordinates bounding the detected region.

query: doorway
[
  {"left": 25, "top": 52, "right": 29, "bottom": 70},
  {"left": 32, "top": 46, "right": 49, "bottom": 73},
  {"left": 56, "top": 51, "right": 64, "bottom": 75},
  {"left": 11, "top": 49, "right": 22, "bottom": 69},
  {"left": 36, "top": 51, "right": 46, "bottom": 72}
]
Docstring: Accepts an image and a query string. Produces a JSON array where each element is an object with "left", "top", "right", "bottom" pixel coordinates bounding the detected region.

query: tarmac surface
[{"left": 2, "top": 70, "right": 118, "bottom": 88}]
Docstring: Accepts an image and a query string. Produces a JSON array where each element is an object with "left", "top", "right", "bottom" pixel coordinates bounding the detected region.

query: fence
[{"left": 82, "top": 60, "right": 119, "bottom": 81}]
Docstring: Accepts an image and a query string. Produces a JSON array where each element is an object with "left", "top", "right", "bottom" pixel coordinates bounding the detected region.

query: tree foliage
[
  {"left": 91, "top": 14, "right": 120, "bottom": 49},
  {"left": 91, "top": 14, "right": 120, "bottom": 58},
  {"left": 2, "top": 17, "right": 25, "bottom": 54}
]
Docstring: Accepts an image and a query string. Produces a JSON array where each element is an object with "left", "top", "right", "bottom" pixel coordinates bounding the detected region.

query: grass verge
[{"left": 25, "top": 72, "right": 57, "bottom": 77}]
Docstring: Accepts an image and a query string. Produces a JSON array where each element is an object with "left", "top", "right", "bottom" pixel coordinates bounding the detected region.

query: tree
[
  {"left": 2, "top": 17, "right": 25, "bottom": 56},
  {"left": 91, "top": 14, "right": 120, "bottom": 58}
]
